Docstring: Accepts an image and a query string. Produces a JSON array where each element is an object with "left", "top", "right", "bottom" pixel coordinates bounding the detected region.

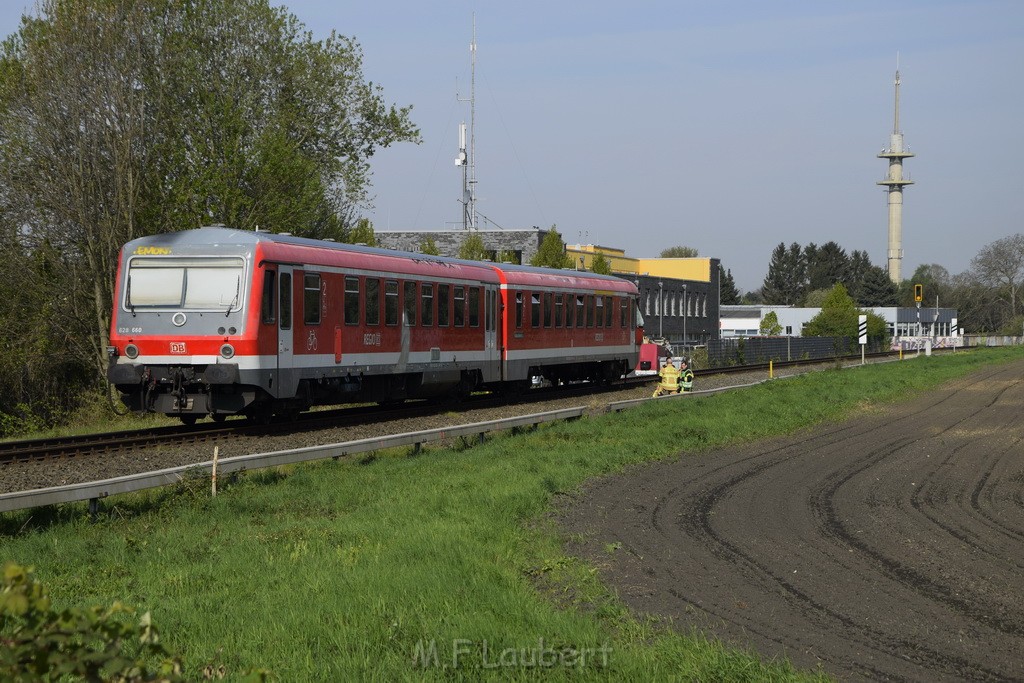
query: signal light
[{"left": 914, "top": 284, "right": 923, "bottom": 302}]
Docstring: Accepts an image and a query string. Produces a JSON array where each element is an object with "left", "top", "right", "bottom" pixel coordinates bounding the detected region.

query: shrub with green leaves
[{"left": 0, "top": 562, "right": 182, "bottom": 681}]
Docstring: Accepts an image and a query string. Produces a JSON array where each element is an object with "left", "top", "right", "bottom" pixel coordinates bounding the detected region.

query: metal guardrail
[
  {"left": 0, "top": 354, "right": 911, "bottom": 516},
  {"left": 0, "top": 407, "right": 587, "bottom": 514}
]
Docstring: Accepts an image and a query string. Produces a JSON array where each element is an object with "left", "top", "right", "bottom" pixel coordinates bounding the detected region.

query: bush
[{"left": 0, "top": 563, "right": 182, "bottom": 681}]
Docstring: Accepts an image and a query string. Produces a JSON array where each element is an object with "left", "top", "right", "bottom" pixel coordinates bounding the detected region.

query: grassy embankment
[{"left": 2, "top": 347, "right": 1021, "bottom": 680}]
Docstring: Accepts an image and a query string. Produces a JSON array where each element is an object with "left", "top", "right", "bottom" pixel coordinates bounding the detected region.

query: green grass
[{"left": 2, "top": 347, "right": 1021, "bottom": 681}]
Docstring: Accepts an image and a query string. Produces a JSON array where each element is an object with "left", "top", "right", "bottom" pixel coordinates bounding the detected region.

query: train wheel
[
  {"left": 179, "top": 415, "right": 198, "bottom": 426},
  {"left": 211, "top": 413, "right": 227, "bottom": 423},
  {"left": 246, "top": 403, "right": 273, "bottom": 425}
]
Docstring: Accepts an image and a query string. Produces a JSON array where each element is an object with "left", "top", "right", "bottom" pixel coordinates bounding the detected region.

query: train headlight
[
  {"left": 125, "top": 344, "right": 139, "bottom": 359},
  {"left": 220, "top": 343, "right": 235, "bottom": 359}
]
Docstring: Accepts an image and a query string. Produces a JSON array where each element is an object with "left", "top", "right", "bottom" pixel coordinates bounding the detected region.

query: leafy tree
[
  {"left": 970, "top": 234, "right": 1024, "bottom": 319},
  {"left": 348, "top": 218, "right": 377, "bottom": 246},
  {"left": 802, "top": 283, "right": 887, "bottom": 342},
  {"left": 660, "top": 246, "right": 698, "bottom": 258},
  {"left": 803, "top": 288, "right": 832, "bottom": 308},
  {"left": 759, "top": 311, "right": 783, "bottom": 335},
  {"left": 419, "top": 237, "right": 440, "bottom": 255},
  {"left": 719, "top": 265, "right": 741, "bottom": 305},
  {"left": 903, "top": 264, "right": 952, "bottom": 308},
  {"left": 531, "top": 226, "right": 573, "bottom": 269},
  {"left": 458, "top": 233, "right": 489, "bottom": 261},
  {"left": 0, "top": 0, "right": 418, "bottom": 396},
  {"left": 762, "top": 242, "right": 806, "bottom": 305},
  {"left": 590, "top": 252, "right": 612, "bottom": 274}
]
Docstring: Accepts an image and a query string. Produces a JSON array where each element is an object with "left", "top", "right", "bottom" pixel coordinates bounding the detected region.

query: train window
[
  {"left": 620, "top": 298, "right": 628, "bottom": 328},
  {"left": 543, "top": 293, "right": 553, "bottom": 328},
  {"left": 126, "top": 256, "right": 243, "bottom": 311},
  {"left": 565, "top": 295, "right": 574, "bottom": 328},
  {"left": 438, "top": 284, "right": 450, "bottom": 326},
  {"left": 261, "top": 271, "right": 276, "bottom": 324},
  {"left": 304, "top": 273, "right": 321, "bottom": 325},
  {"left": 468, "top": 287, "right": 480, "bottom": 327},
  {"left": 345, "top": 276, "right": 360, "bottom": 325},
  {"left": 385, "top": 281, "right": 399, "bottom": 326},
  {"left": 531, "top": 293, "right": 541, "bottom": 328},
  {"left": 576, "top": 295, "right": 585, "bottom": 328},
  {"left": 554, "top": 294, "right": 563, "bottom": 328},
  {"left": 421, "top": 284, "right": 434, "bottom": 326},
  {"left": 454, "top": 286, "right": 465, "bottom": 327},
  {"left": 605, "top": 296, "right": 613, "bottom": 327},
  {"left": 515, "top": 292, "right": 523, "bottom": 329},
  {"left": 586, "top": 296, "right": 595, "bottom": 327},
  {"left": 403, "top": 281, "right": 417, "bottom": 325},
  {"left": 595, "top": 296, "right": 604, "bottom": 328},
  {"left": 280, "top": 273, "right": 292, "bottom": 331},
  {"left": 366, "top": 278, "right": 380, "bottom": 326}
]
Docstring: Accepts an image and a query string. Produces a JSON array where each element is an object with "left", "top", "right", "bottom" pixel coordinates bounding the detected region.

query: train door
[
  {"left": 276, "top": 265, "right": 294, "bottom": 395},
  {"left": 485, "top": 284, "right": 502, "bottom": 380}
]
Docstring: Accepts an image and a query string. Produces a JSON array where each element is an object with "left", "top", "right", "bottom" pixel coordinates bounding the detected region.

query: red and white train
[{"left": 107, "top": 227, "right": 642, "bottom": 422}]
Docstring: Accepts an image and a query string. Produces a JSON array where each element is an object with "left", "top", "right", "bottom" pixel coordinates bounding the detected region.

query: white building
[{"left": 720, "top": 305, "right": 960, "bottom": 338}]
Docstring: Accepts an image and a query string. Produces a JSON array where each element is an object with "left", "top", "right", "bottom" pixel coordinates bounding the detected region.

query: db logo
[{"left": 169, "top": 342, "right": 188, "bottom": 354}]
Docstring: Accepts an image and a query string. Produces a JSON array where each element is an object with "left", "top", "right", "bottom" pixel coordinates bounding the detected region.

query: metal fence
[{"left": 704, "top": 336, "right": 887, "bottom": 368}]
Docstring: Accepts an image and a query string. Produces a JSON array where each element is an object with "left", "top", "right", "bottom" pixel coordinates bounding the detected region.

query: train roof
[{"left": 121, "top": 227, "right": 637, "bottom": 293}]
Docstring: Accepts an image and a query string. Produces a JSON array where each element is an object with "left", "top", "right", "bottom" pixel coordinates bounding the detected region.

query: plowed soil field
[{"left": 558, "top": 360, "right": 1024, "bottom": 682}]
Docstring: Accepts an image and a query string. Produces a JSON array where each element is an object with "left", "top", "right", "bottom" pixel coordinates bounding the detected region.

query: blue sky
[{"left": 2, "top": 1, "right": 1022, "bottom": 292}]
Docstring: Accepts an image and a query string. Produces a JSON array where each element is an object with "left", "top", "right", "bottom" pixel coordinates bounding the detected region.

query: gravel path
[{"left": 556, "top": 358, "right": 1024, "bottom": 682}]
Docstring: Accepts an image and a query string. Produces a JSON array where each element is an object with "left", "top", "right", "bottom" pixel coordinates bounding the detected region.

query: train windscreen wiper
[
  {"left": 226, "top": 276, "right": 239, "bottom": 316},
  {"left": 127, "top": 275, "right": 136, "bottom": 317}
]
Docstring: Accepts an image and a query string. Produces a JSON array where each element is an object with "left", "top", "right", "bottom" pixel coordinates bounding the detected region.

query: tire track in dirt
[{"left": 558, "top": 360, "right": 1024, "bottom": 681}]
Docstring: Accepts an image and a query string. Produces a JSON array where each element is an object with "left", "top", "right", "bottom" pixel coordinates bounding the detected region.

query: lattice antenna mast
[{"left": 455, "top": 16, "right": 478, "bottom": 230}]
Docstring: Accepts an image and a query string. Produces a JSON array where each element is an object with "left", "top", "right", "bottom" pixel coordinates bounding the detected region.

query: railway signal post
[{"left": 858, "top": 315, "right": 867, "bottom": 365}]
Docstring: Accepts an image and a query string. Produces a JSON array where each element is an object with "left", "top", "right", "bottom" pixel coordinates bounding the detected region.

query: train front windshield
[{"left": 124, "top": 257, "right": 245, "bottom": 312}]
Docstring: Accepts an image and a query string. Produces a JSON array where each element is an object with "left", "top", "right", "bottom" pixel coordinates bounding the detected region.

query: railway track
[
  {"left": 0, "top": 350, "right": 916, "bottom": 467},
  {"left": 0, "top": 375, "right": 655, "bottom": 466}
]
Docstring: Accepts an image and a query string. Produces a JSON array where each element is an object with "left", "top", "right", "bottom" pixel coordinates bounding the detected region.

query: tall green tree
[
  {"left": 531, "top": 226, "right": 573, "bottom": 269},
  {"left": 719, "top": 265, "right": 741, "bottom": 305},
  {"left": 845, "top": 249, "right": 872, "bottom": 302},
  {"left": 806, "top": 241, "right": 849, "bottom": 292},
  {"left": 0, "top": 0, "right": 418, "bottom": 398},
  {"left": 858, "top": 265, "right": 899, "bottom": 307},
  {"left": 761, "top": 242, "right": 806, "bottom": 305}
]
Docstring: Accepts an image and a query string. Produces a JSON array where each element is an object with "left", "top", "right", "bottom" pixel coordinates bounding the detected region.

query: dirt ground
[{"left": 557, "top": 360, "right": 1024, "bottom": 682}]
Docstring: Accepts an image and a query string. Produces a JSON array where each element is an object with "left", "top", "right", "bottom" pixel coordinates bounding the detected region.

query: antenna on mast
[{"left": 455, "top": 15, "right": 478, "bottom": 230}]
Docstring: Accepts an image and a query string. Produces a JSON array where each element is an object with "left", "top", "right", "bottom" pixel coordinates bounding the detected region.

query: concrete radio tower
[{"left": 877, "top": 65, "right": 914, "bottom": 283}]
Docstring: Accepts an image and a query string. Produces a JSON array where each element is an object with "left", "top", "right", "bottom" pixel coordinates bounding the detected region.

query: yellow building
[{"left": 565, "top": 244, "right": 714, "bottom": 283}]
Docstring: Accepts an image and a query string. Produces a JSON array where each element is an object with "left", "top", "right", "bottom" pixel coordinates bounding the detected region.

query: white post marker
[
  {"left": 858, "top": 314, "right": 868, "bottom": 365},
  {"left": 952, "top": 317, "right": 958, "bottom": 353}
]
